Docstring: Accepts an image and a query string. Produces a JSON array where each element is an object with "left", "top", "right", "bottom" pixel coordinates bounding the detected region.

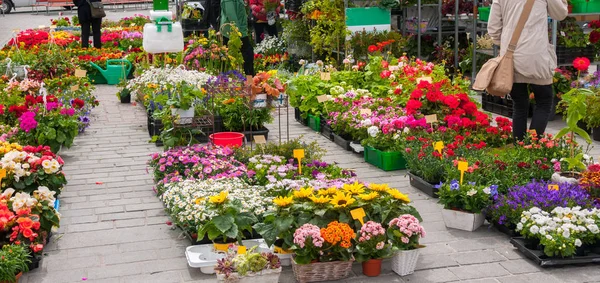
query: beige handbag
[{"left": 473, "top": 0, "right": 535, "bottom": 96}]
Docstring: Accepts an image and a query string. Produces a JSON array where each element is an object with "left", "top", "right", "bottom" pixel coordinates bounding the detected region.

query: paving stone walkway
[{"left": 3, "top": 10, "right": 600, "bottom": 283}]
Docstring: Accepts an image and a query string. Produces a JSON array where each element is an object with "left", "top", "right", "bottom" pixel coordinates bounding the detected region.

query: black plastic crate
[
  {"left": 511, "top": 237, "right": 600, "bottom": 267},
  {"left": 557, "top": 45, "right": 596, "bottom": 66}
]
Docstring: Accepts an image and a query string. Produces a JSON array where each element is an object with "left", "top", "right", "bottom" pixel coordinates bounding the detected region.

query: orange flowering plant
[
  {"left": 291, "top": 221, "right": 355, "bottom": 264},
  {"left": 581, "top": 163, "right": 600, "bottom": 198},
  {"left": 251, "top": 72, "right": 286, "bottom": 98}
]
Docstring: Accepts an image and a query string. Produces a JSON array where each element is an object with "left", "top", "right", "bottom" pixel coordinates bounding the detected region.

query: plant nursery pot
[
  {"left": 291, "top": 258, "right": 353, "bottom": 282},
  {"left": 594, "top": 127, "right": 600, "bottom": 141},
  {"left": 320, "top": 123, "right": 334, "bottom": 141},
  {"left": 1, "top": 272, "right": 23, "bottom": 283},
  {"left": 171, "top": 108, "right": 195, "bottom": 119},
  {"left": 391, "top": 249, "right": 420, "bottom": 276},
  {"left": 307, "top": 114, "right": 321, "bottom": 132},
  {"left": 551, "top": 172, "right": 581, "bottom": 185},
  {"left": 242, "top": 127, "right": 270, "bottom": 142},
  {"left": 364, "top": 146, "right": 407, "bottom": 171},
  {"left": 333, "top": 133, "right": 352, "bottom": 151},
  {"left": 362, "top": 258, "right": 383, "bottom": 277},
  {"left": 523, "top": 237, "right": 541, "bottom": 250},
  {"left": 407, "top": 172, "right": 438, "bottom": 198},
  {"left": 252, "top": 93, "right": 268, "bottom": 108},
  {"left": 120, "top": 94, "right": 131, "bottom": 104},
  {"left": 441, "top": 208, "right": 485, "bottom": 231},
  {"left": 577, "top": 120, "right": 592, "bottom": 135}
]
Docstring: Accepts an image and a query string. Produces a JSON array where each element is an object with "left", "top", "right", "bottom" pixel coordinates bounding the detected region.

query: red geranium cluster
[
  {"left": 101, "top": 31, "right": 123, "bottom": 46},
  {"left": 25, "top": 94, "right": 58, "bottom": 107},
  {"left": 368, "top": 40, "right": 395, "bottom": 53},
  {"left": 7, "top": 30, "right": 49, "bottom": 48},
  {"left": 71, "top": 98, "right": 85, "bottom": 109}
]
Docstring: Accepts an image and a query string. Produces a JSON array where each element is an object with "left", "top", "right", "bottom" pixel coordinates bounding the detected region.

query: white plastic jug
[{"left": 143, "top": 22, "right": 184, "bottom": 54}]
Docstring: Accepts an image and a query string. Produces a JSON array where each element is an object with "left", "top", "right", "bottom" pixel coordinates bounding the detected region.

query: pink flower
[{"left": 376, "top": 241, "right": 385, "bottom": 250}]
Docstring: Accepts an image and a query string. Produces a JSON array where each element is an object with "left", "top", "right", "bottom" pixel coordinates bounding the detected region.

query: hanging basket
[{"left": 291, "top": 258, "right": 353, "bottom": 283}]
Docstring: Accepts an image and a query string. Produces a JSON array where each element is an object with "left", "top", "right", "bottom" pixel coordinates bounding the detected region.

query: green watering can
[{"left": 89, "top": 59, "right": 132, "bottom": 85}]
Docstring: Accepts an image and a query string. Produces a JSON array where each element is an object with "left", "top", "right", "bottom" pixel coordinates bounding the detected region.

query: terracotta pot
[
  {"left": 1, "top": 272, "right": 23, "bottom": 283},
  {"left": 362, "top": 258, "right": 383, "bottom": 277}
]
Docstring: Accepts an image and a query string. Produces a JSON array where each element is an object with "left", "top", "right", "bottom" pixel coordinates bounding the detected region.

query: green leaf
[
  {"left": 555, "top": 128, "right": 570, "bottom": 140},
  {"left": 253, "top": 223, "right": 278, "bottom": 247},
  {"left": 572, "top": 127, "right": 592, "bottom": 144},
  {"left": 224, "top": 223, "right": 239, "bottom": 239},
  {"left": 213, "top": 215, "right": 235, "bottom": 233},
  {"left": 56, "top": 131, "right": 66, "bottom": 143}
]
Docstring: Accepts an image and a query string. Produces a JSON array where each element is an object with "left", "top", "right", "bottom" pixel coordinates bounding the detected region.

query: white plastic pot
[
  {"left": 441, "top": 208, "right": 485, "bottom": 231},
  {"left": 171, "top": 107, "right": 195, "bottom": 119},
  {"left": 185, "top": 239, "right": 272, "bottom": 274},
  {"left": 252, "top": 93, "right": 268, "bottom": 108},
  {"left": 551, "top": 172, "right": 580, "bottom": 185},
  {"left": 392, "top": 249, "right": 420, "bottom": 276}
]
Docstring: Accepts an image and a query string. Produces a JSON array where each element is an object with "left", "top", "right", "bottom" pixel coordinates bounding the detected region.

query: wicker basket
[
  {"left": 291, "top": 258, "right": 353, "bottom": 283},
  {"left": 392, "top": 249, "right": 420, "bottom": 276}
]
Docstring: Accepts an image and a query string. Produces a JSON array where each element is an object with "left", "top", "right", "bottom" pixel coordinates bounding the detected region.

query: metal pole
[
  {"left": 454, "top": 0, "right": 459, "bottom": 73},
  {"left": 438, "top": 0, "right": 442, "bottom": 45},
  {"left": 472, "top": 0, "right": 478, "bottom": 82},
  {"left": 552, "top": 19, "right": 558, "bottom": 48},
  {"left": 418, "top": 0, "right": 422, "bottom": 58}
]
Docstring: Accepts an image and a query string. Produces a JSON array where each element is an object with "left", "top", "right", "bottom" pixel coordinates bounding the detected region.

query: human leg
[
  {"left": 241, "top": 36, "right": 254, "bottom": 76},
  {"left": 91, "top": 18, "right": 102, "bottom": 48},
  {"left": 510, "top": 83, "right": 531, "bottom": 140},
  {"left": 528, "top": 84, "right": 554, "bottom": 136},
  {"left": 254, "top": 23, "right": 266, "bottom": 44},
  {"left": 80, "top": 21, "right": 91, "bottom": 48}
]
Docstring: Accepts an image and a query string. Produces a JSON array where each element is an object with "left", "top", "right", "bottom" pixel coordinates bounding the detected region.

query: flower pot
[
  {"left": 210, "top": 132, "right": 244, "bottom": 148},
  {"left": 364, "top": 146, "right": 407, "bottom": 171},
  {"left": 551, "top": 172, "right": 581, "bottom": 185},
  {"left": 291, "top": 258, "right": 353, "bottom": 282},
  {"left": 407, "top": 172, "right": 438, "bottom": 198},
  {"left": 242, "top": 127, "right": 270, "bottom": 142},
  {"left": 307, "top": 114, "right": 321, "bottom": 132},
  {"left": 252, "top": 93, "right": 268, "bottom": 108},
  {"left": 171, "top": 108, "right": 195, "bottom": 119},
  {"left": 441, "top": 208, "right": 485, "bottom": 231},
  {"left": 320, "top": 123, "right": 334, "bottom": 141},
  {"left": 362, "top": 258, "right": 383, "bottom": 277},
  {"left": 1, "top": 272, "right": 23, "bottom": 283},
  {"left": 577, "top": 120, "right": 592, "bottom": 135},
  {"left": 593, "top": 126, "right": 600, "bottom": 141},
  {"left": 391, "top": 249, "right": 419, "bottom": 276},
  {"left": 333, "top": 133, "right": 352, "bottom": 151},
  {"left": 523, "top": 237, "right": 541, "bottom": 250},
  {"left": 120, "top": 93, "right": 131, "bottom": 104}
]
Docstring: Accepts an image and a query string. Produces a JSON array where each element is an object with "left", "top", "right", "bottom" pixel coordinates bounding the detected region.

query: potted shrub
[
  {"left": 197, "top": 191, "right": 258, "bottom": 252},
  {"left": 251, "top": 72, "right": 286, "bottom": 109},
  {"left": 387, "top": 214, "right": 426, "bottom": 276},
  {"left": 0, "top": 244, "right": 31, "bottom": 283},
  {"left": 436, "top": 180, "right": 493, "bottom": 231},
  {"left": 167, "top": 82, "right": 200, "bottom": 121},
  {"left": 354, "top": 221, "right": 392, "bottom": 277},
  {"left": 214, "top": 246, "right": 282, "bottom": 283},
  {"left": 291, "top": 222, "right": 354, "bottom": 282}
]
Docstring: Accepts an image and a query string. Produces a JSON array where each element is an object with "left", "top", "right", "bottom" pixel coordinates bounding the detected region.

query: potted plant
[
  {"left": 553, "top": 57, "right": 594, "bottom": 184},
  {"left": 197, "top": 191, "right": 258, "bottom": 252},
  {"left": 354, "top": 221, "right": 392, "bottom": 277},
  {"left": 387, "top": 214, "right": 426, "bottom": 276},
  {"left": 581, "top": 163, "right": 600, "bottom": 201},
  {"left": 251, "top": 72, "right": 286, "bottom": 109},
  {"left": 214, "top": 246, "right": 282, "bottom": 283},
  {"left": 291, "top": 222, "right": 354, "bottom": 282},
  {"left": 167, "top": 82, "right": 200, "bottom": 120},
  {"left": 436, "top": 180, "right": 493, "bottom": 231},
  {"left": 0, "top": 244, "right": 30, "bottom": 283},
  {"left": 117, "top": 87, "right": 131, "bottom": 104},
  {"left": 584, "top": 94, "right": 600, "bottom": 141}
]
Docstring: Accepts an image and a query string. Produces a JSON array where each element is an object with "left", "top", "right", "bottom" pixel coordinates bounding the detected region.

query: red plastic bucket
[{"left": 209, "top": 132, "right": 244, "bottom": 147}]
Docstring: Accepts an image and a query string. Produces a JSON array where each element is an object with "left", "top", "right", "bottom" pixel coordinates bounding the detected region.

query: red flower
[
  {"left": 442, "top": 95, "right": 460, "bottom": 108},
  {"left": 380, "top": 70, "right": 391, "bottom": 79},
  {"left": 381, "top": 60, "right": 389, "bottom": 69},
  {"left": 590, "top": 30, "right": 600, "bottom": 44},
  {"left": 405, "top": 100, "right": 422, "bottom": 114},
  {"left": 368, "top": 45, "right": 379, "bottom": 53},
  {"left": 21, "top": 228, "right": 33, "bottom": 238},
  {"left": 573, "top": 57, "right": 591, "bottom": 71},
  {"left": 590, "top": 20, "right": 600, "bottom": 29},
  {"left": 0, "top": 104, "right": 4, "bottom": 115},
  {"left": 71, "top": 98, "right": 85, "bottom": 109},
  {"left": 517, "top": 162, "right": 530, "bottom": 168}
]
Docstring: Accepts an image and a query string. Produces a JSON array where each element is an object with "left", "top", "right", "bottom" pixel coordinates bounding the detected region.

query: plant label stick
[
  {"left": 293, "top": 149, "right": 305, "bottom": 174},
  {"left": 350, "top": 208, "right": 366, "bottom": 225},
  {"left": 71, "top": 85, "right": 79, "bottom": 92},
  {"left": 316, "top": 95, "right": 329, "bottom": 103},
  {"left": 320, "top": 72, "right": 331, "bottom": 81},
  {"left": 457, "top": 161, "right": 468, "bottom": 185},
  {"left": 74, "top": 69, "right": 87, "bottom": 78},
  {"left": 433, "top": 141, "right": 444, "bottom": 159},
  {"left": 425, "top": 114, "right": 437, "bottom": 124},
  {"left": 254, "top": 135, "right": 266, "bottom": 144},
  {"left": 548, "top": 184, "right": 559, "bottom": 191},
  {"left": 360, "top": 109, "right": 372, "bottom": 115},
  {"left": 416, "top": 76, "right": 433, "bottom": 84}
]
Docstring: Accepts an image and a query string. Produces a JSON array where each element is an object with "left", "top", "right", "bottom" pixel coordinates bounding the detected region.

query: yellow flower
[
  {"left": 195, "top": 197, "right": 205, "bottom": 204},
  {"left": 310, "top": 195, "right": 330, "bottom": 204},
  {"left": 317, "top": 187, "right": 338, "bottom": 196},
  {"left": 358, "top": 192, "right": 379, "bottom": 201},
  {"left": 386, "top": 189, "right": 411, "bottom": 203},
  {"left": 273, "top": 196, "right": 294, "bottom": 207},
  {"left": 209, "top": 191, "right": 228, "bottom": 204},
  {"left": 368, "top": 183, "right": 390, "bottom": 192},
  {"left": 267, "top": 70, "right": 278, "bottom": 76},
  {"left": 293, "top": 187, "right": 313, "bottom": 199},
  {"left": 343, "top": 182, "right": 365, "bottom": 195},
  {"left": 330, "top": 192, "right": 356, "bottom": 208}
]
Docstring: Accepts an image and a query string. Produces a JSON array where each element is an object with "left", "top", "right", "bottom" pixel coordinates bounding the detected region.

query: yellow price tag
[
  {"left": 254, "top": 135, "right": 266, "bottom": 144},
  {"left": 320, "top": 72, "right": 331, "bottom": 81},
  {"left": 457, "top": 161, "right": 468, "bottom": 185},
  {"left": 350, "top": 208, "right": 366, "bottom": 226},
  {"left": 433, "top": 141, "right": 444, "bottom": 159},
  {"left": 294, "top": 149, "right": 305, "bottom": 174},
  {"left": 0, "top": 169, "right": 6, "bottom": 179},
  {"left": 74, "top": 69, "right": 87, "bottom": 78},
  {"left": 237, "top": 246, "right": 247, "bottom": 254},
  {"left": 425, "top": 114, "right": 438, "bottom": 124},
  {"left": 548, "top": 184, "right": 559, "bottom": 191},
  {"left": 70, "top": 85, "right": 79, "bottom": 92},
  {"left": 360, "top": 109, "right": 372, "bottom": 115}
]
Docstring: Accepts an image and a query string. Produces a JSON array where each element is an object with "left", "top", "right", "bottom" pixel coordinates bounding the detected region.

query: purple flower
[{"left": 450, "top": 180, "right": 460, "bottom": 191}]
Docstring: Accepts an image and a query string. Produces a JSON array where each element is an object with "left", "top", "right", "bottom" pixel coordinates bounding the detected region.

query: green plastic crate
[
  {"left": 570, "top": 0, "right": 600, "bottom": 13},
  {"left": 588, "top": 0, "right": 600, "bottom": 12},
  {"left": 479, "top": 7, "right": 490, "bottom": 22},
  {"left": 308, "top": 114, "right": 321, "bottom": 132},
  {"left": 364, "top": 146, "right": 407, "bottom": 171}
]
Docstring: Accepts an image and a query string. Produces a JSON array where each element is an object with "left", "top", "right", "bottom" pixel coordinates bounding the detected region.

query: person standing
[
  {"left": 73, "top": 0, "right": 102, "bottom": 48},
  {"left": 250, "top": 0, "right": 279, "bottom": 43},
  {"left": 488, "top": 0, "right": 568, "bottom": 140},
  {"left": 221, "top": 0, "right": 254, "bottom": 76}
]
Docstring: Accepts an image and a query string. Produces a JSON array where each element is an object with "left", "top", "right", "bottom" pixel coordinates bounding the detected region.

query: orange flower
[
  {"left": 320, "top": 221, "right": 355, "bottom": 248},
  {"left": 17, "top": 217, "right": 34, "bottom": 230},
  {"left": 222, "top": 98, "right": 235, "bottom": 105}
]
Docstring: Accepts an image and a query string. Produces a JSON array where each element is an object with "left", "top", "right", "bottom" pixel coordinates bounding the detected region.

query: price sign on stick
[
  {"left": 254, "top": 135, "right": 266, "bottom": 144},
  {"left": 316, "top": 95, "right": 329, "bottom": 103},
  {"left": 433, "top": 141, "right": 444, "bottom": 159},
  {"left": 74, "top": 69, "right": 87, "bottom": 78},
  {"left": 416, "top": 76, "right": 433, "bottom": 84},
  {"left": 293, "top": 149, "right": 305, "bottom": 174},
  {"left": 360, "top": 109, "right": 372, "bottom": 115},
  {"left": 548, "top": 184, "right": 559, "bottom": 191},
  {"left": 0, "top": 169, "right": 6, "bottom": 188},
  {"left": 320, "top": 72, "right": 331, "bottom": 81},
  {"left": 70, "top": 85, "right": 79, "bottom": 92},
  {"left": 350, "top": 208, "right": 366, "bottom": 225},
  {"left": 425, "top": 114, "right": 438, "bottom": 124},
  {"left": 457, "top": 161, "right": 468, "bottom": 185}
]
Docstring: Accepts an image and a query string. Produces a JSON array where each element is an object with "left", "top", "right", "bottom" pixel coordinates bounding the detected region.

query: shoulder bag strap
[{"left": 506, "top": 0, "right": 536, "bottom": 55}]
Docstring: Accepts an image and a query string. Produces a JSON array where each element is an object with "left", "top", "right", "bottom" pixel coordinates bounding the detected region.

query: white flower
[
  {"left": 521, "top": 217, "right": 527, "bottom": 224},
  {"left": 11, "top": 192, "right": 37, "bottom": 211},
  {"left": 530, "top": 225, "right": 539, "bottom": 234},
  {"left": 34, "top": 186, "right": 56, "bottom": 202},
  {"left": 587, "top": 224, "right": 599, "bottom": 234},
  {"left": 466, "top": 189, "right": 477, "bottom": 196},
  {"left": 360, "top": 119, "right": 372, "bottom": 127},
  {"left": 516, "top": 223, "right": 523, "bottom": 230},
  {"left": 483, "top": 187, "right": 491, "bottom": 194},
  {"left": 575, "top": 239, "right": 582, "bottom": 247},
  {"left": 562, "top": 229, "right": 570, "bottom": 239},
  {"left": 546, "top": 235, "right": 552, "bottom": 240},
  {"left": 530, "top": 207, "right": 541, "bottom": 214},
  {"left": 367, "top": 126, "right": 380, "bottom": 138}
]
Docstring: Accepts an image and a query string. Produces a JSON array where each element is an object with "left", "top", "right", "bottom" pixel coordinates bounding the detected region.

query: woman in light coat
[{"left": 488, "top": 0, "right": 568, "bottom": 140}]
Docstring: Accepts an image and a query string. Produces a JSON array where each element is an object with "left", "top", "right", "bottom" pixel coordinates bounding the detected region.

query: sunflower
[
  {"left": 209, "top": 191, "right": 228, "bottom": 204},
  {"left": 342, "top": 182, "right": 365, "bottom": 195},
  {"left": 310, "top": 195, "right": 330, "bottom": 204},
  {"left": 368, "top": 183, "right": 390, "bottom": 192},
  {"left": 293, "top": 187, "right": 313, "bottom": 199},
  {"left": 330, "top": 192, "right": 356, "bottom": 208},
  {"left": 317, "top": 187, "right": 338, "bottom": 196},
  {"left": 358, "top": 192, "right": 379, "bottom": 201},
  {"left": 273, "top": 196, "right": 294, "bottom": 207},
  {"left": 386, "top": 189, "right": 411, "bottom": 203}
]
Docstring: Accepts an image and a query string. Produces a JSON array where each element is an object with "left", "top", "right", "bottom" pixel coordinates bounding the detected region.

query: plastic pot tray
[
  {"left": 510, "top": 237, "right": 600, "bottom": 267},
  {"left": 407, "top": 172, "right": 438, "bottom": 198}
]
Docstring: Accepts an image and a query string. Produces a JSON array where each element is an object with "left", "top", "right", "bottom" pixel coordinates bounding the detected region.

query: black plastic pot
[
  {"left": 28, "top": 253, "right": 41, "bottom": 270},
  {"left": 320, "top": 123, "right": 334, "bottom": 141},
  {"left": 120, "top": 94, "right": 131, "bottom": 104},
  {"left": 242, "top": 127, "right": 270, "bottom": 142},
  {"left": 332, "top": 133, "right": 351, "bottom": 151},
  {"left": 185, "top": 231, "right": 212, "bottom": 245},
  {"left": 594, "top": 127, "right": 600, "bottom": 142},
  {"left": 147, "top": 110, "right": 154, "bottom": 137},
  {"left": 492, "top": 222, "right": 519, "bottom": 237},
  {"left": 407, "top": 172, "right": 438, "bottom": 198},
  {"left": 577, "top": 120, "right": 592, "bottom": 135}
]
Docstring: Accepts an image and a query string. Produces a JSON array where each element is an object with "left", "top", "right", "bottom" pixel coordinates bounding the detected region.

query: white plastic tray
[{"left": 185, "top": 239, "right": 273, "bottom": 274}]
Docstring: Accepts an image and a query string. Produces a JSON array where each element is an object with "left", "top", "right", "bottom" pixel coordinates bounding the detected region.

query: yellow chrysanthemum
[
  {"left": 273, "top": 196, "right": 294, "bottom": 207},
  {"left": 317, "top": 187, "right": 338, "bottom": 196},
  {"left": 386, "top": 189, "right": 411, "bottom": 203},
  {"left": 293, "top": 187, "right": 313, "bottom": 199},
  {"left": 343, "top": 182, "right": 365, "bottom": 195},
  {"left": 194, "top": 197, "right": 205, "bottom": 204},
  {"left": 330, "top": 192, "right": 356, "bottom": 208},
  {"left": 209, "top": 191, "right": 228, "bottom": 204},
  {"left": 310, "top": 195, "right": 330, "bottom": 204},
  {"left": 358, "top": 192, "right": 379, "bottom": 201},
  {"left": 368, "top": 183, "right": 390, "bottom": 192}
]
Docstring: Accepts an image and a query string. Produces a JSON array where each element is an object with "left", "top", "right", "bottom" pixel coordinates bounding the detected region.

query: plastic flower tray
[
  {"left": 307, "top": 114, "right": 321, "bottom": 132},
  {"left": 320, "top": 123, "right": 334, "bottom": 141},
  {"left": 510, "top": 237, "right": 600, "bottom": 267},
  {"left": 407, "top": 172, "right": 438, "bottom": 198},
  {"left": 332, "top": 133, "right": 352, "bottom": 151},
  {"left": 185, "top": 239, "right": 272, "bottom": 274},
  {"left": 364, "top": 146, "right": 407, "bottom": 171}
]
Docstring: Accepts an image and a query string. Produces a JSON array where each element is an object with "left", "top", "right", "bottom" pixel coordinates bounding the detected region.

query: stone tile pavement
[{"left": 2, "top": 9, "right": 600, "bottom": 283}]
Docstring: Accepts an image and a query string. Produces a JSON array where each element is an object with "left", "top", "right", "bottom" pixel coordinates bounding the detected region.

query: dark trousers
[
  {"left": 254, "top": 22, "right": 277, "bottom": 44},
  {"left": 511, "top": 83, "right": 554, "bottom": 140},
  {"left": 223, "top": 36, "right": 255, "bottom": 76},
  {"left": 81, "top": 18, "right": 102, "bottom": 48}
]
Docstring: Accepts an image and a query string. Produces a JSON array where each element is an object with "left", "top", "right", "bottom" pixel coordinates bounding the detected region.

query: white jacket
[{"left": 488, "top": 0, "right": 568, "bottom": 85}]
